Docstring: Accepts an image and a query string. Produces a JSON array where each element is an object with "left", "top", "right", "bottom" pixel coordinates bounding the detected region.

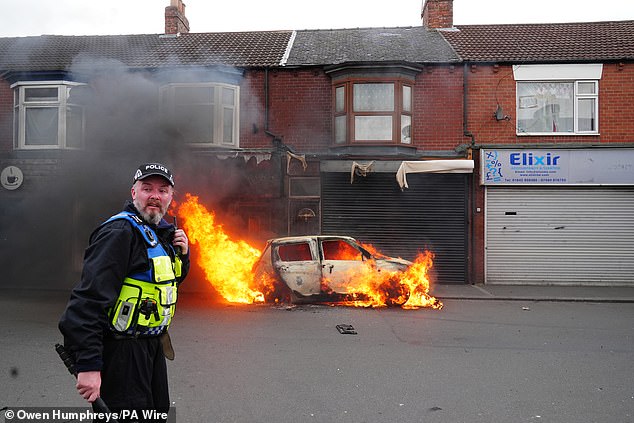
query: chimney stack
[
  {"left": 165, "top": 0, "right": 190, "bottom": 35},
  {"left": 421, "top": 0, "right": 453, "bottom": 29}
]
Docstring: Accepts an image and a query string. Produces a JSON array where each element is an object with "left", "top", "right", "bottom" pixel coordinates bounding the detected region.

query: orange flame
[
  {"left": 177, "top": 194, "right": 442, "bottom": 309},
  {"left": 176, "top": 194, "right": 264, "bottom": 304},
  {"left": 322, "top": 251, "right": 442, "bottom": 309}
]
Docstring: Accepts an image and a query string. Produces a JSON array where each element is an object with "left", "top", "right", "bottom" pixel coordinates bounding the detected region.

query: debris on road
[{"left": 336, "top": 324, "right": 357, "bottom": 335}]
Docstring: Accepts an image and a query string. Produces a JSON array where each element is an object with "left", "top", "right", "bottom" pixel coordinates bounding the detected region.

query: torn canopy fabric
[
  {"left": 396, "top": 160, "right": 474, "bottom": 189},
  {"left": 351, "top": 161, "right": 375, "bottom": 183}
]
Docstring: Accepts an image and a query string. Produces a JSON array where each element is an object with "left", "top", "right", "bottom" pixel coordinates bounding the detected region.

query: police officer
[{"left": 59, "top": 163, "right": 190, "bottom": 421}]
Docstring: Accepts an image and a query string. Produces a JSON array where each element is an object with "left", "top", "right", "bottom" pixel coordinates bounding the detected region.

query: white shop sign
[{"left": 481, "top": 149, "right": 634, "bottom": 185}]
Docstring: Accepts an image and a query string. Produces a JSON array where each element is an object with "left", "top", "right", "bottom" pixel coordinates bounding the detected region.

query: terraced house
[{"left": 1, "top": 0, "right": 633, "bottom": 290}]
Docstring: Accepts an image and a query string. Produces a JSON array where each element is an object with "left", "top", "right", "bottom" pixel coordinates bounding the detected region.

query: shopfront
[
  {"left": 482, "top": 148, "right": 634, "bottom": 285},
  {"left": 321, "top": 160, "right": 473, "bottom": 284}
]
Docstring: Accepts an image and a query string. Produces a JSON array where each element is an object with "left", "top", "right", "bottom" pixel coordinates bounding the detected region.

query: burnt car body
[{"left": 252, "top": 235, "right": 412, "bottom": 304}]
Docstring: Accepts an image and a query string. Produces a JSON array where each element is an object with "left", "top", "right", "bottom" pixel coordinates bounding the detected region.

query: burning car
[
  {"left": 177, "top": 195, "right": 441, "bottom": 309},
  {"left": 252, "top": 235, "right": 414, "bottom": 306}
]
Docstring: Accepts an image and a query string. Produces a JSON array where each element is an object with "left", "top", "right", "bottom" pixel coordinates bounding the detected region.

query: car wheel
[{"left": 378, "top": 276, "right": 410, "bottom": 307}]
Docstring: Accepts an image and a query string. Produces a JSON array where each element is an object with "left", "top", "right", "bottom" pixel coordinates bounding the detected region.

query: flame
[
  {"left": 400, "top": 252, "right": 443, "bottom": 309},
  {"left": 176, "top": 194, "right": 264, "bottom": 304},
  {"left": 322, "top": 251, "right": 442, "bottom": 309},
  {"left": 177, "top": 194, "right": 442, "bottom": 309}
]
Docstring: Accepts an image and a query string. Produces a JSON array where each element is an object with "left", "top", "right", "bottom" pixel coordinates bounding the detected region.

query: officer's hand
[
  {"left": 173, "top": 229, "right": 189, "bottom": 255},
  {"left": 76, "top": 371, "right": 101, "bottom": 403}
]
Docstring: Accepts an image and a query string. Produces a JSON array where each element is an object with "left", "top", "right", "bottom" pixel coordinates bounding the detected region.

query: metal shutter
[
  {"left": 486, "top": 187, "right": 634, "bottom": 285},
  {"left": 321, "top": 172, "right": 468, "bottom": 284}
]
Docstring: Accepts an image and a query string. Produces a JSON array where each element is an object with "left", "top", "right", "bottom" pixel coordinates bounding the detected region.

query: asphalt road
[{"left": 1, "top": 291, "right": 632, "bottom": 423}]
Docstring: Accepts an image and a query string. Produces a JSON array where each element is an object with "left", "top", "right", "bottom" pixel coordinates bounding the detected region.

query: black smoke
[{"left": 1, "top": 55, "right": 268, "bottom": 293}]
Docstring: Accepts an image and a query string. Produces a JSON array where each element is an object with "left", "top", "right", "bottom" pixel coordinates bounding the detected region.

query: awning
[{"left": 396, "top": 160, "right": 474, "bottom": 189}]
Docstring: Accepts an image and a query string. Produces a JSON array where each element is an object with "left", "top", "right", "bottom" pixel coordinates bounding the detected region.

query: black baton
[{"left": 55, "top": 343, "right": 119, "bottom": 422}]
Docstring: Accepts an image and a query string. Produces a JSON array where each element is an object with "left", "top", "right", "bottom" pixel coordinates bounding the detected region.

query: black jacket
[{"left": 58, "top": 201, "right": 190, "bottom": 372}]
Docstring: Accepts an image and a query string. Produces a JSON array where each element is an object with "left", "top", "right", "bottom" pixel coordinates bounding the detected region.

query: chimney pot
[
  {"left": 421, "top": 0, "right": 454, "bottom": 29},
  {"left": 165, "top": 0, "right": 190, "bottom": 35}
]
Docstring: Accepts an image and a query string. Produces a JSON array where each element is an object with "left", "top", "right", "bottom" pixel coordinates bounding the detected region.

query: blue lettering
[
  {"left": 510, "top": 153, "right": 521, "bottom": 165},
  {"left": 510, "top": 152, "right": 561, "bottom": 166}
]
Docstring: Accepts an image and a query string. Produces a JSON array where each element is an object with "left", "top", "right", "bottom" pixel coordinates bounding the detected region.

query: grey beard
[
  {"left": 140, "top": 209, "right": 163, "bottom": 225},
  {"left": 133, "top": 199, "right": 164, "bottom": 225}
]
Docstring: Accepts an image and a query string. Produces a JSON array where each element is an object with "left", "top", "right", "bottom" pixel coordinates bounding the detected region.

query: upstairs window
[
  {"left": 514, "top": 64, "right": 601, "bottom": 135},
  {"left": 334, "top": 80, "right": 413, "bottom": 145},
  {"left": 12, "top": 82, "right": 85, "bottom": 149},
  {"left": 161, "top": 83, "right": 239, "bottom": 147}
]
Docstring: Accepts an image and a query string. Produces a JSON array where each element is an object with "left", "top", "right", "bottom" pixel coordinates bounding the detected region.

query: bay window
[
  {"left": 334, "top": 80, "right": 413, "bottom": 145},
  {"left": 161, "top": 83, "right": 239, "bottom": 147},
  {"left": 13, "top": 82, "right": 85, "bottom": 149}
]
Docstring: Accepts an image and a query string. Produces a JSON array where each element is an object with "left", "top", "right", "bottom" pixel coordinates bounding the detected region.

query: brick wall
[
  {"left": 240, "top": 69, "right": 332, "bottom": 152},
  {"left": 464, "top": 63, "right": 634, "bottom": 144},
  {"left": 0, "top": 78, "right": 13, "bottom": 152},
  {"left": 268, "top": 69, "right": 332, "bottom": 151},
  {"left": 599, "top": 63, "right": 634, "bottom": 142},
  {"left": 413, "top": 65, "right": 465, "bottom": 151},
  {"left": 241, "top": 66, "right": 466, "bottom": 153}
]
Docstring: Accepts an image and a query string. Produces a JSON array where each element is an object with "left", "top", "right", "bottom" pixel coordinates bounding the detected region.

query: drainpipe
[
  {"left": 263, "top": 68, "right": 286, "bottom": 199},
  {"left": 265, "top": 68, "right": 269, "bottom": 131},
  {"left": 463, "top": 63, "right": 475, "bottom": 148},
  {"left": 262, "top": 67, "right": 290, "bottom": 234},
  {"left": 463, "top": 62, "right": 476, "bottom": 285}
]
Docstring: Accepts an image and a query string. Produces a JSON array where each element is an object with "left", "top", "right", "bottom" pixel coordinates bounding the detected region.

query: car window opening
[
  {"left": 277, "top": 243, "right": 312, "bottom": 262},
  {"left": 322, "top": 240, "right": 363, "bottom": 261}
]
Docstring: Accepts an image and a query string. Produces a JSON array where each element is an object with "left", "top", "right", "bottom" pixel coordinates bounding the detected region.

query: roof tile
[
  {"left": 0, "top": 31, "right": 293, "bottom": 71},
  {"left": 287, "top": 26, "right": 459, "bottom": 65},
  {"left": 440, "top": 20, "right": 634, "bottom": 62}
]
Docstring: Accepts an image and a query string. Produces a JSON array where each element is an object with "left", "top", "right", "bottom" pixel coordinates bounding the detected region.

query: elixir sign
[{"left": 481, "top": 149, "right": 634, "bottom": 185}]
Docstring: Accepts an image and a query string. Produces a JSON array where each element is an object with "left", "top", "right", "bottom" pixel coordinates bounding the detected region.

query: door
[
  {"left": 319, "top": 237, "right": 370, "bottom": 293},
  {"left": 273, "top": 240, "right": 322, "bottom": 296}
]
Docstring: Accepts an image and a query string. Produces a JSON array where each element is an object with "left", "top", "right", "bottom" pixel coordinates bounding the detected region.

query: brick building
[{"left": 1, "top": 0, "right": 633, "bottom": 289}]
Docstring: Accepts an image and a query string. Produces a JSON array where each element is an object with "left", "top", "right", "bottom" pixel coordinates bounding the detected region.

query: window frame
[
  {"left": 513, "top": 64, "right": 602, "bottom": 136},
  {"left": 160, "top": 82, "right": 240, "bottom": 148},
  {"left": 289, "top": 177, "right": 321, "bottom": 199},
  {"left": 574, "top": 80, "right": 598, "bottom": 134},
  {"left": 333, "top": 78, "right": 414, "bottom": 145},
  {"left": 12, "top": 81, "right": 86, "bottom": 150}
]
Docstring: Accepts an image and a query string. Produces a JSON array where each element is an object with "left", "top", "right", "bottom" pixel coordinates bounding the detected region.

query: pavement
[
  {"left": 5, "top": 283, "right": 634, "bottom": 304},
  {"left": 429, "top": 283, "right": 634, "bottom": 303}
]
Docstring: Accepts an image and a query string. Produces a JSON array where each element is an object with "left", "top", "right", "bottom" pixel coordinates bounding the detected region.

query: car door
[
  {"left": 273, "top": 240, "right": 322, "bottom": 296},
  {"left": 320, "top": 238, "right": 368, "bottom": 293}
]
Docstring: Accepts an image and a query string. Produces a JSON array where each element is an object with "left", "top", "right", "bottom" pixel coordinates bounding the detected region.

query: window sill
[
  {"left": 328, "top": 144, "right": 418, "bottom": 157},
  {"left": 516, "top": 132, "right": 600, "bottom": 136}
]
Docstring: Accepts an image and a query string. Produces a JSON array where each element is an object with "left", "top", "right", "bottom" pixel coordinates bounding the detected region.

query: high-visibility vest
[{"left": 105, "top": 212, "right": 182, "bottom": 336}]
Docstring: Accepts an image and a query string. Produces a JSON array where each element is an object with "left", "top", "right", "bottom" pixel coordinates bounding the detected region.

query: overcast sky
[{"left": 1, "top": 0, "right": 633, "bottom": 37}]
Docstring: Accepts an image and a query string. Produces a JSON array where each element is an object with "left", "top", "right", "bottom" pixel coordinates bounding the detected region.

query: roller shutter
[
  {"left": 486, "top": 187, "right": 634, "bottom": 285},
  {"left": 321, "top": 172, "right": 468, "bottom": 284}
]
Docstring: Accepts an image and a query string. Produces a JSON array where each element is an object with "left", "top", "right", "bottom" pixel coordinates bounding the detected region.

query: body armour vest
[{"left": 105, "top": 212, "right": 182, "bottom": 336}]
